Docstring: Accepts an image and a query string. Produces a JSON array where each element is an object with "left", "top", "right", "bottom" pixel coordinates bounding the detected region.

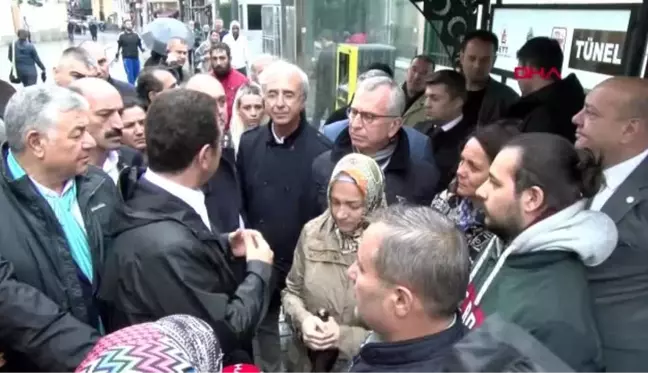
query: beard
[
  {"left": 484, "top": 203, "right": 524, "bottom": 242},
  {"left": 212, "top": 64, "right": 231, "bottom": 78}
]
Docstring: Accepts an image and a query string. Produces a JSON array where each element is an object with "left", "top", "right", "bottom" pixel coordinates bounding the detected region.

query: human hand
[
  {"left": 40, "top": 71, "right": 46, "bottom": 82},
  {"left": 228, "top": 229, "right": 260, "bottom": 257},
  {"left": 301, "top": 314, "right": 337, "bottom": 350},
  {"left": 319, "top": 317, "right": 340, "bottom": 350},
  {"left": 242, "top": 230, "right": 273, "bottom": 264}
]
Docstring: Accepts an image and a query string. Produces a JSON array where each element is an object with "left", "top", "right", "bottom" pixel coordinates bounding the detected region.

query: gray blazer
[{"left": 587, "top": 155, "right": 648, "bottom": 372}]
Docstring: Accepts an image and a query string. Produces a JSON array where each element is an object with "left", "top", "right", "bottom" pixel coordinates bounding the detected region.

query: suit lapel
[{"left": 601, "top": 156, "right": 648, "bottom": 223}]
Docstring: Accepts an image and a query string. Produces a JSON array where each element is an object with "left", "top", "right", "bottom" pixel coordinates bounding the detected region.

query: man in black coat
[
  {"left": 0, "top": 85, "right": 118, "bottom": 371},
  {"left": 237, "top": 60, "right": 332, "bottom": 371},
  {"left": 81, "top": 41, "right": 135, "bottom": 99},
  {"left": 186, "top": 74, "right": 245, "bottom": 233},
  {"left": 313, "top": 75, "right": 439, "bottom": 212},
  {"left": 506, "top": 37, "right": 585, "bottom": 142},
  {"left": 99, "top": 89, "right": 273, "bottom": 365}
]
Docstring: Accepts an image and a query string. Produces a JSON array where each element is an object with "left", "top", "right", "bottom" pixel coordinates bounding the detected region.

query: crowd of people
[{"left": 0, "top": 26, "right": 646, "bottom": 373}]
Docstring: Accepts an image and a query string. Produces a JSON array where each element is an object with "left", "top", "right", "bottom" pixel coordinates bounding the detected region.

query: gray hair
[
  {"left": 358, "top": 69, "right": 390, "bottom": 83},
  {"left": 0, "top": 118, "right": 5, "bottom": 143},
  {"left": 258, "top": 60, "right": 310, "bottom": 101},
  {"left": 369, "top": 204, "right": 470, "bottom": 318},
  {"left": 59, "top": 46, "right": 97, "bottom": 69},
  {"left": 356, "top": 76, "right": 405, "bottom": 116},
  {"left": 3, "top": 85, "right": 89, "bottom": 152}
]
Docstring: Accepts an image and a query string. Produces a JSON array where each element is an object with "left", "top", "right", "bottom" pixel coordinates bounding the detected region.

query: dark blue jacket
[
  {"left": 8, "top": 40, "right": 45, "bottom": 77},
  {"left": 322, "top": 119, "right": 435, "bottom": 165},
  {"left": 349, "top": 318, "right": 466, "bottom": 372}
]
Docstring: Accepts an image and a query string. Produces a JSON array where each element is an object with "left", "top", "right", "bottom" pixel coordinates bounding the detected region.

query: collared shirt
[
  {"left": 590, "top": 148, "right": 648, "bottom": 211},
  {"left": 441, "top": 114, "right": 464, "bottom": 132},
  {"left": 30, "top": 177, "right": 86, "bottom": 232},
  {"left": 271, "top": 124, "right": 285, "bottom": 144},
  {"left": 144, "top": 169, "right": 212, "bottom": 231},
  {"left": 102, "top": 150, "right": 120, "bottom": 184}
]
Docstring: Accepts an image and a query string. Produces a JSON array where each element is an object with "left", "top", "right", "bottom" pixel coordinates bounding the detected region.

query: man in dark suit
[
  {"left": 80, "top": 41, "right": 136, "bottom": 99},
  {"left": 573, "top": 76, "right": 648, "bottom": 371},
  {"left": 416, "top": 70, "right": 474, "bottom": 194}
]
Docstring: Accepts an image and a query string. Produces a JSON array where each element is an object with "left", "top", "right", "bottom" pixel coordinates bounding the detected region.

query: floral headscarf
[
  {"left": 76, "top": 315, "right": 223, "bottom": 373},
  {"left": 327, "top": 153, "right": 387, "bottom": 254}
]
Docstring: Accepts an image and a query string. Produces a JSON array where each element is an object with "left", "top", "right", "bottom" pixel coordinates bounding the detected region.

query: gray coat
[{"left": 588, "top": 155, "right": 648, "bottom": 371}]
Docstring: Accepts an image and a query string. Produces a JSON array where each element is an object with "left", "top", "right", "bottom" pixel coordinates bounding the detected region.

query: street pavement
[{"left": 1, "top": 31, "right": 150, "bottom": 88}]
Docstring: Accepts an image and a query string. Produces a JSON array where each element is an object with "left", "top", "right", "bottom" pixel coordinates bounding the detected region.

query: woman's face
[
  {"left": 330, "top": 179, "right": 365, "bottom": 233},
  {"left": 120, "top": 106, "right": 147, "bottom": 151},
  {"left": 210, "top": 31, "right": 220, "bottom": 43},
  {"left": 238, "top": 94, "right": 264, "bottom": 127},
  {"left": 455, "top": 137, "right": 491, "bottom": 198}
]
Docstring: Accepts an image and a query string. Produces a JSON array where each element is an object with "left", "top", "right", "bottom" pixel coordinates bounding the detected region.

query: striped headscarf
[
  {"left": 76, "top": 315, "right": 223, "bottom": 373},
  {"left": 327, "top": 153, "right": 387, "bottom": 254}
]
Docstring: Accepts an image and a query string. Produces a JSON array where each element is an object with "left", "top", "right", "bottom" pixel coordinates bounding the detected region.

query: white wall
[{"left": 0, "top": 0, "right": 67, "bottom": 42}]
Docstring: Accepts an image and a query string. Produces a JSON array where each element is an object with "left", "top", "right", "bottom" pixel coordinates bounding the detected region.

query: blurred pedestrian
[{"left": 8, "top": 29, "right": 46, "bottom": 87}]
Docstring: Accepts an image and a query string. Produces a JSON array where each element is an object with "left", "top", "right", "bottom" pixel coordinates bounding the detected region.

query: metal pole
[{"left": 623, "top": 1, "right": 648, "bottom": 76}]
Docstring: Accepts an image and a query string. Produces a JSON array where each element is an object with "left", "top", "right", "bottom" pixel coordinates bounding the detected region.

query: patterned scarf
[
  {"left": 327, "top": 153, "right": 387, "bottom": 254},
  {"left": 6, "top": 150, "right": 94, "bottom": 282},
  {"left": 76, "top": 315, "right": 223, "bottom": 373}
]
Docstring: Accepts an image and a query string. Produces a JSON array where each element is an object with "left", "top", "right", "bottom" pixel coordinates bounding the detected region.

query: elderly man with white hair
[
  {"left": 0, "top": 85, "right": 119, "bottom": 371},
  {"left": 237, "top": 60, "right": 332, "bottom": 371},
  {"left": 312, "top": 75, "right": 439, "bottom": 211}
]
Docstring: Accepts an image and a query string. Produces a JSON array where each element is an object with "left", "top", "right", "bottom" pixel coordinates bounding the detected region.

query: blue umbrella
[{"left": 141, "top": 18, "right": 194, "bottom": 55}]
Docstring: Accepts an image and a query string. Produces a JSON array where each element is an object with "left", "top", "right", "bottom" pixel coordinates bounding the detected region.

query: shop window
[{"left": 247, "top": 4, "right": 262, "bottom": 31}]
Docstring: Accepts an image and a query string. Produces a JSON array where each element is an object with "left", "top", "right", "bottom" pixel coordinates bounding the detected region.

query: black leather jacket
[{"left": 98, "top": 167, "right": 271, "bottom": 364}]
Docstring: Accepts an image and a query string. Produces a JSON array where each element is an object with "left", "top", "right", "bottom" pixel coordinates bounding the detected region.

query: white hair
[
  {"left": 258, "top": 60, "right": 310, "bottom": 101},
  {"left": 3, "top": 85, "right": 89, "bottom": 152},
  {"left": 356, "top": 76, "right": 406, "bottom": 116}
]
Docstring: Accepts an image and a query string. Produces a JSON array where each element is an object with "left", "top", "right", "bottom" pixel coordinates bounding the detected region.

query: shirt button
[{"left": 626, "top": 196, "right": 635, "bottom": 204}]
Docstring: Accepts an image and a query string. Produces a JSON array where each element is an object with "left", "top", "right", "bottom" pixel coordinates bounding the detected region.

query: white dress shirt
[
  {"left": 143, "top": 169, "right": 212, "bottom": 231},
  {"left": 102, "top": 150, "right": 120, "bottom": 184},
  {"left": 271, "top": 124, "right": 286, "bottom": 144},
  {"left": 441, "top": 114, "right": 463, "bottom": 132},
  {"left": 590, "top": 148, "right": 648, "bottom": 211},
  {"left": 31, "top": 178, "right": 86, "bottom": 232}
]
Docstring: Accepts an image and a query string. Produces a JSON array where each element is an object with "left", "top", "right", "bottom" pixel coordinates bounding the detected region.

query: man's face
[
  {"left": 424, "top": 83, "right": 463, "bottom": 121},
  {"left": 167, "top": 40, "right": 188, "bottom": 66},
  {"left": 85, "top": 89, "right": 124, "bottom": 151},
  {"left": 232, "top": 25, "right": 240, "bottom": 38},
  {"left": 212, "top": 88, "right": 228, "bottom": 131},
  {"left": 147, "top": 70, "right": 178, "bottom": 103},
  {"left": 573, "top": 84, "right": 629, "bottom": 162},
  {"left": 210, "top": 49, "right": 231, "bottom": 77},
  {"left": 54, "top": 59, "right": 98, "bottom": 87},
  {"left": 347, "top": 223, "right": 392, "bottom": 335},
  {"left": 348, "top": 86, "right": 401, "bottom": 154},
  {"left": 210, "top": 31, "right": 220, "bottom": 43},
  {"left": 263, "top": 71, "right": 304, "bottom": 126},
  {"left": 120, "top": 106, "right": 146, "bottom": 151},
  {"left": 406, "top": 58, "right": 433, "bottom": 95},
  {"left": 460, "top": 39, "right": 495, "bottom": 85},
  {"left": 40, "top": 109, "right": 96, "bottom": 178},
  {"left": 124, "top": 21, "right": 132, "bottom": 30},
  {"left": 475, "top": 147, "right": 525, "bottom": 240},
  {"left": 84, "top": 45, "right": 110, "bottom": 79},
  {"left": 214, "top": 19, "right": 223, "bottom": 31}
]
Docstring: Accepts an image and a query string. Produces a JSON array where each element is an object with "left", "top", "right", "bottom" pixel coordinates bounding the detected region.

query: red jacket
[{"left": 215, "top": 69, "right": 248, "bottom": 130}]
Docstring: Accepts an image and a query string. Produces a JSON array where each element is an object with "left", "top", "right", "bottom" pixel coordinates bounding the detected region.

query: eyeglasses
[{"left": 347, "top": 107, "right": 399, "bottom": 125}]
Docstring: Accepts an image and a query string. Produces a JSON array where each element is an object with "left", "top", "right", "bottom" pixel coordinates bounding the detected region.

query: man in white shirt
[
  {"left": 69, "top": 78, "right": 144, "bottom": 183},
  {"left": 99, "top": 88, "right": 274, "bottom": 365},
  {"left": 573, "top": 76, "right": 648, "bottom": 371},
  {"left": 222, "top": 20, "right": 249, "bottom": 76}
]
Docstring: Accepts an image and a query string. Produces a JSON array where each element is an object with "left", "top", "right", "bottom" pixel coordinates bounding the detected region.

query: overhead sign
[
  {"left": 569, "top": 29, "right": 625, "bottom": 75},
  {"left": 490, "top": 7, "right": 631, "bottom": 90}
]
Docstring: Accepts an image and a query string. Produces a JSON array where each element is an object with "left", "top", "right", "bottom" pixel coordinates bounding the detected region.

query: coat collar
[
  {"left": 330, "top": 127, "right": 411, "bottom": 172},
  {"left": 601, "top": 155, "right": 648, "bottom": 223}
]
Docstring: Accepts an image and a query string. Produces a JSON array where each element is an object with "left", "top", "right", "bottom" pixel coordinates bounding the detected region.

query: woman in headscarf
[
  {"left": 76, "top": 315, "right": 223, "bottom": 373},
  {"left": 195, "top": 30, "right": 221, "bottom": 72},
  {"left": 431, "top": 120, "right": 520, "bottom": 260},
  {"left": 230, "top": 82, "right": 266, "bottom": 156},
  {"left": 281, "top": 153, "right": 386, "bottom": 372}
]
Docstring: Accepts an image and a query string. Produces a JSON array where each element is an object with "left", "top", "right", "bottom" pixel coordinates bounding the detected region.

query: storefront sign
[
  {"left": 490, "top": 7, "right": 632, "bottom": 90},
  {"left": 568, "top": 29, "right": 626, "bottom": 75}
]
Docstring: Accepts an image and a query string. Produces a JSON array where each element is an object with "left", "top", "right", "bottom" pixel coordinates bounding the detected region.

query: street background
[{"left": 0, "top": 31, "right": 150, "bottom": 87}]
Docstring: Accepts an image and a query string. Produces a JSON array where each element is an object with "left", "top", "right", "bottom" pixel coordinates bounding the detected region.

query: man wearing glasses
[
  {"left": 312, "top": 75, "right": 439, "bottom": 211},
  {"left": 53, "top": 47, "right": 100, "bottom": 87}
]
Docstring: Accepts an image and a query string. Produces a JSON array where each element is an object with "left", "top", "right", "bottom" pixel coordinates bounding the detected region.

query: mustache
[{"left": 105, "top": 129, "right": 122, "bottom": 139}]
